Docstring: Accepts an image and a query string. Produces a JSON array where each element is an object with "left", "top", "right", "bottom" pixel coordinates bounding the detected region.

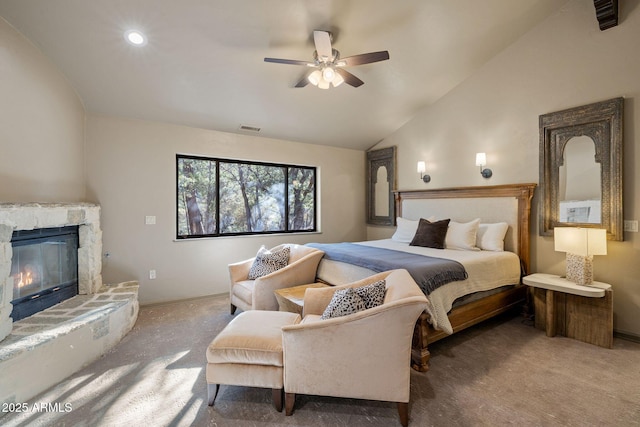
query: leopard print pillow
[
  {"left": 320, "top": 279, "right": 387, "bottom": 320},
  {"left": 354, "top": 280, "right": 386, "bottom": 309},
  {"left": 247, "top": 245, "right": 290, "bottom": 279},
  {"left": 320, "top": 288, "right": 366, "bottom": 320}
]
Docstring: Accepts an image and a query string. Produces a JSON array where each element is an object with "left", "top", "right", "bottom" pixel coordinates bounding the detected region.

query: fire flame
[{"left": 17, "top": 271, "right": 33, "bottom": 287}]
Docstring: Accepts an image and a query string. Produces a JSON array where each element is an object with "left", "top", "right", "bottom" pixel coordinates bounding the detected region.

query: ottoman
[{"left": 206, "top": 310, "right": 301, "bottom": 411}]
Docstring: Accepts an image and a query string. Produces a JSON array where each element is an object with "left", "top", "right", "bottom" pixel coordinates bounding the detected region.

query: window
[{"left": 176, "top": 154, "right": 316, "bottom": 238}]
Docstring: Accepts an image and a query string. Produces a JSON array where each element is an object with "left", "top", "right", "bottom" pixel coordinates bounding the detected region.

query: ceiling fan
[{"left": 264, "top": 30, "right": 390, "bottom": 89}]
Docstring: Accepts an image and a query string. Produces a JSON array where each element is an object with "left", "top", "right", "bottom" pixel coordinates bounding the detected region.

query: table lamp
[{"left": 554, "top": 227, "right": 607, "bottom": 285}]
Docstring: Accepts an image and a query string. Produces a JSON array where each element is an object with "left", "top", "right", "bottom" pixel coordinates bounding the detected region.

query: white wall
[
  {"left": 0, "top": 17, "right": 85, "bottom": 202},
  {"left": 369, "top": 0, "right": 640, "bottom": 337},
  {"left": 85, "top": 115, "right": 366, "bottom": 304}
]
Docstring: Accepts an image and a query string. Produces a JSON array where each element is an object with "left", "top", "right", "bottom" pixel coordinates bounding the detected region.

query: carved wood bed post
[{"left": 395, "top": 184, "right": 536, "bottom": 372}]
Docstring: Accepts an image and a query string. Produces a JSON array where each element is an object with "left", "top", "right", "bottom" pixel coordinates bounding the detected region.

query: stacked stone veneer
[{"left": 0, "top": 203, "right": 103, "bottom": 342}]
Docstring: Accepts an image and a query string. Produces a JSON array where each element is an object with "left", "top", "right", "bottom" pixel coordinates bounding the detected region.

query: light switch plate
[
  {"left": 145, "top": 215, "right": 156, "bottom": 225},
  {"left": 624, "top": 220, "right": 638, "bottom": 232}
]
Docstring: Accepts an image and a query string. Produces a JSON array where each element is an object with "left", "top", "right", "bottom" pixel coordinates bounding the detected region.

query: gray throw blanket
[{"left": 307, "top": 242, "right": 468, "bottom": 295}]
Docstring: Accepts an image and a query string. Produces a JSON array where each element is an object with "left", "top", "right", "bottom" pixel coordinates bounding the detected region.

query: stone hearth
[{"left": 0, "top": 280, "right": 139, "bottom": 405}]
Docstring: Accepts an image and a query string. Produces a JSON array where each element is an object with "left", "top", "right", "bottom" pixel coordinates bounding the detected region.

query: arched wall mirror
[
  {"left": 367, "top": 146, "right": 396, "bottom": 226},
  {"left": 539, "top": 97, "right": 623, "bottom": 240}
]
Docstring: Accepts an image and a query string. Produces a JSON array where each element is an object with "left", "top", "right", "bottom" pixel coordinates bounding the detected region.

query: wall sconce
[
  {"left": 475, "top": 153, "right": 493, "bottom": 178},
  {"left": 554, "top": 227, "right": 607, "bottom": 285},
  {"left": 417, "top": 161, "right": 431, "bottom": 183}
]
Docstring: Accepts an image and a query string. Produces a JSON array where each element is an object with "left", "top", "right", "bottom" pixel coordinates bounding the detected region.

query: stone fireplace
[
  {"left": 0, "top": 203, "right": 102, "bottom": 342},
  {"left": 0, "top": 203, "right": 139, "bottom": 406}
]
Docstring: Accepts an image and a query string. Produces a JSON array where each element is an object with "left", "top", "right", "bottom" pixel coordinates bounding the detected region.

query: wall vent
[{"left": 239, "top": 125, "right": 261, "bottom": 132}]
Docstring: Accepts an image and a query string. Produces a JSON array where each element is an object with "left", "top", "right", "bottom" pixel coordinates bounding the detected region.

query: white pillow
[
  {"left": 445, "top": 218, "right": 481, "bottom": 251},
  {"left": 392, "top": 216, "right": 436, "bottom": 243},
  {"left": 391, "top": 217, "right": 419, "bottom": 243},
  {"left": 476, "top": 222, "right": 509, "bottom": 251}
]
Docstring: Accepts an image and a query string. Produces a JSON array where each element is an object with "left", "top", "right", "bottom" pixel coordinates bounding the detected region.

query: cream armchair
[
  {"left": 281, "top": 269, "right": 428, "bottom": 427},
  {"left": 228, "top": 244, "right": 325, "bottom": 314}
]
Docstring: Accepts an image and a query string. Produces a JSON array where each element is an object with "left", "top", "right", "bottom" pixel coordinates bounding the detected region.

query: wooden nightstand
[
  {"left": 273, "top": 283, "right": 330, "bottom": 315},
  {"left": 523, "top": 273, "right": 613, "bottom": 348}
]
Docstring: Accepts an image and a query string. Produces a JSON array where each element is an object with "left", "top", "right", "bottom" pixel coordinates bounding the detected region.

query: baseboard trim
[
  {"left": 614, "top": 330, "right": 640, "bottom": 344},
  {"left": 140, "top": 292, "right": 226, "bottom": 307}
]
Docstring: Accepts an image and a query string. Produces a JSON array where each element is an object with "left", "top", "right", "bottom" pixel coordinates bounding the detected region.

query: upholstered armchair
[
  {"left": 228, "top": 244, "right": 325, "bottom": 314},
  {"left": 281, "top": 269, "right": 428, "bottom": 427}
]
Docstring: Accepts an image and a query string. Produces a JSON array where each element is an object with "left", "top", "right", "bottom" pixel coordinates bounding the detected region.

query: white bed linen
[{"left": 315, "top": 239, "right": 521, "bottom": 334}]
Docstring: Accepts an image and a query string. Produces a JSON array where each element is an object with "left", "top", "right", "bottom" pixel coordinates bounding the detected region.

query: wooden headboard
[{"left": 394, "top": 183, "right": 536, "bottom": 274}]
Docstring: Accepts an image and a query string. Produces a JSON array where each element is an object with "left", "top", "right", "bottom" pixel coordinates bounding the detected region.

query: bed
[{"left": 311, "top": 183, "right": 536, "bottom": 371}]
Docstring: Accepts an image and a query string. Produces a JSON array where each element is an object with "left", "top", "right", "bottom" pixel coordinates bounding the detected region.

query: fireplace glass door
[{"left": 10, "top": 226, "right": 79, "bottom": 321}]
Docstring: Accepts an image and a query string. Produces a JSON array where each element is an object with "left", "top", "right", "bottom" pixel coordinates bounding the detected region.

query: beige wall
[
  {"left": 5, "top": 0, "right": 638, "bottom": 334},
  {"left": 369, "top": 0, "right": 640, "bottom": 337},
  {"left": 85, "top": 115, "right": 366, "bottom": 304},
  {"left": 0, "top": 18, "right": 85, "bottom": 202},
  {"left": 0, "top": 14, "right": 366, "bottom": 306}
]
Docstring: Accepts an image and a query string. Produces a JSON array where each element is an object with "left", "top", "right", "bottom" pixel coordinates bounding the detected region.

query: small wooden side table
[
  {"left": 274, "top": 283, "right": 330, "bottom": 315},
  {"left": 523, "top": 273, "right": 613, "bottom": 348}
]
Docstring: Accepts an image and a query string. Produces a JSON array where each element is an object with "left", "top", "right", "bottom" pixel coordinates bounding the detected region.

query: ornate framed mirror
[
  {"left": 539, "top": 97, "right": 623, "bottom": 240},
  {"left": 367, "top": 146, "right": 396, "bottom": 226}
]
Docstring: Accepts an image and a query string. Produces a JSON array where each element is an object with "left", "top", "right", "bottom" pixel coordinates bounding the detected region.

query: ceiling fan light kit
[
  {"left": 264, "top": 30, "right": 389, "bottom": 89},
  {"left": 307, "top": 65, "right": 344, "bottom": 89},
  {"left": 322, "top": 67, "right": 335, "bottom": 81}
]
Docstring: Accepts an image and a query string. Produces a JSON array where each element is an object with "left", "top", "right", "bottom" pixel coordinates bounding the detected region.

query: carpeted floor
[{"left": 2, "top": 294, "right": 640, "bottom": 427}]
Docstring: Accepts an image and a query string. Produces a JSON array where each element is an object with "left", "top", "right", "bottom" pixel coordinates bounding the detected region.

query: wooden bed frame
[{"left": 394, "top": 183, "right": 536, "bottom": 371}]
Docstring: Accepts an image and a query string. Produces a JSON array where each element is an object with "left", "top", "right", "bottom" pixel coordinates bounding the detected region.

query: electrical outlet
[
  {"left": 145, "top": 215, "right": 156, "bottom": 225},
  {"left": 149, "top": 269, "right": 156, "bottom": 279},
  {"left": 624, "top": 220, "right": 639, "bottom": 232}
]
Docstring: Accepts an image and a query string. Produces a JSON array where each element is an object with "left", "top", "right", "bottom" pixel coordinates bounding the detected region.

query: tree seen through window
[{"left": 177, "top": 155, "right": 316, "bottom": 238}]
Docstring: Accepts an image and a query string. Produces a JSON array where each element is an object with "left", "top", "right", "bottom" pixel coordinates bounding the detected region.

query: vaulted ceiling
[{"left": 0, "top": 0, "right": 569, "bottom": 150}]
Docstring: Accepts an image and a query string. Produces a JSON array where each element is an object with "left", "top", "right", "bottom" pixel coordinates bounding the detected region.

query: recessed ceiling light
[{"left": 124, "top": 30, "right": 147, "bottom": 46}]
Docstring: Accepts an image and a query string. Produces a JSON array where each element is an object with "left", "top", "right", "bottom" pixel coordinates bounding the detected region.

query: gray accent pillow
[
  {"left": 247, "top": 245, "right": 290, "bottom": 279},
  {"left": 410, "top": 218, "right": 450, "bottom": 249}
]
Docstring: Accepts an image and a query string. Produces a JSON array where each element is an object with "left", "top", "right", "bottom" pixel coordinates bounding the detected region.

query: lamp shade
[
  {"left": 475, "top": 152, "right": 486, "bottom": 167},
  {"left": 308, "top": 70, "right": 322, "bottom": 86},
  {"left": 554, "top": 227, "right": 607, "bottom": 256},
  {"left": 332, "top": 72, "right": 344, "bottom": 87},
  {"left": 417, "top": 161, "right": 426, "bottom": 174},
  {"left": 317, "top": 79, "right": 330, "bottom": 89},
  {"left": 322, "top": 67, "right": 335, "bottom": 82}
]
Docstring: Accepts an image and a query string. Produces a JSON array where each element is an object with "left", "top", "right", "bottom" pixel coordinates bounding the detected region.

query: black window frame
[{"left": 176, "top": 154, "right": 317, "bottom": 239}]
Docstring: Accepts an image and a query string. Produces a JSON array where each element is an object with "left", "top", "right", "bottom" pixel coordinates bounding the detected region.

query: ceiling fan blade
[
  {"left": 264, "top": 57, "right": 314, "bottom": 66},
  {"left": 336, "top": 68, "right": 364, "bottom": 87},
  {"left": 338, "top": 51, "right": 390, "bottom": 66},
  {"left": 294, "top": 72, "right": 311, "bottom": 88},
  {"left": 313, "top": 30, "right": 333, "bottom": 61}
]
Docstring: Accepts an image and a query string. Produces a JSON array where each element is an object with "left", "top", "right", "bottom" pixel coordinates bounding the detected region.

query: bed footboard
[{"left": 411, "top": 285, "right": 527, "bottom": 371}]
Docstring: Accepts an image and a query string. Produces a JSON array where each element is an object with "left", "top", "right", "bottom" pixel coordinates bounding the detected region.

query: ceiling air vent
[{"left": 239, "top": 125, "right": 261, "bottom": 133}]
